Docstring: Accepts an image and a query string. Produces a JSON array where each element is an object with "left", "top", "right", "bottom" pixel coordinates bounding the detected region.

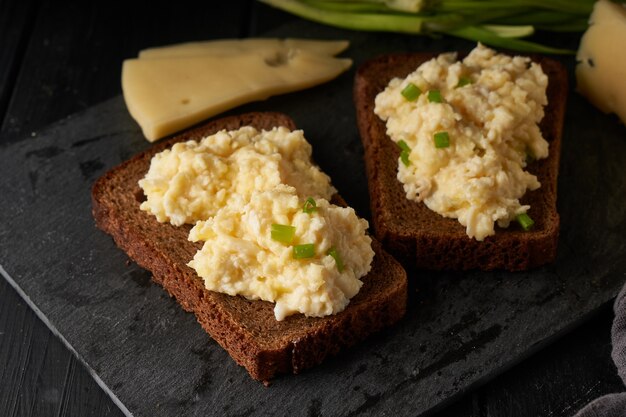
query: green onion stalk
[{"left": 258, "top": 0, "right": 617, "bottom": 54}]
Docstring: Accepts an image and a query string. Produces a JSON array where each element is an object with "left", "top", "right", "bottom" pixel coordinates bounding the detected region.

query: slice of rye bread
[
  {"left": 354, "top": 53, "right": 568, "bottom": 271},
  {"left": 91, "top": 112, "right": 407, "bottom": 382}
]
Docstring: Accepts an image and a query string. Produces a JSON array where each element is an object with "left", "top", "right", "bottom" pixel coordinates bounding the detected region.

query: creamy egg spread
[
  {"left": 139, "top": 126, "right": 374, "bottom": 320},
  {"left": 139, "top": 126, "right": 336, "bottom": 226},
  {"left": 374, "top": 44, "right": 549, "bottom": 241},
  {"left": 188, "top": 185, "right": 373, "bottom": 320}
]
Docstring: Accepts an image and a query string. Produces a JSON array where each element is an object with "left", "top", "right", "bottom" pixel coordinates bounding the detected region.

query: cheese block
[
  {"left": 576, "top": 0, "right": 626, "bottom": 124},
  {"left": 138, "top": 38, "right": 349, "bottom": 59},
  {"left": 122, "top": 48, "right": 352, "bottom": 141}
]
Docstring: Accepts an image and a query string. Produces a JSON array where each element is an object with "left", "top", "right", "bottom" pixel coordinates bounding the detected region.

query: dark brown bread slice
[
  {"left": 355, "top": 53, "right": 567, "bottom": 271},
  {"left": 91, "top": 112, "right": 407, "bottom": 382}
]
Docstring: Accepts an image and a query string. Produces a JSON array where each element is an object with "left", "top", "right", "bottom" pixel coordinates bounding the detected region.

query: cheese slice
[
  {"left": 138, "top": 38, "right": 349, "bottom": 59},
  {"left": 576, "top": 0, "right": 626, "bottom": 124},
  {"left": 122, "top": 48, "right": 352, "bottom": 141}
]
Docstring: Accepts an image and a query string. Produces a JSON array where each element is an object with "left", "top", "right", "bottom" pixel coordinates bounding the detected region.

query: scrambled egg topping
[
  {"left": 188, "top": 185, "right": 372, "bottom": 320},
  {"left": 139, "top": 126, "right": 335, "bottom": 225},
  {"left": 375, "top": 44, "right": 549, "bottom": 241},
  {"left": 139, "top": 126, "right": 373, "bottom": 320}
]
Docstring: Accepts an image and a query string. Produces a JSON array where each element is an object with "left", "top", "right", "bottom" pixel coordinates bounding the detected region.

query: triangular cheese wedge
[
  {"left": 138, "top": 38, "right": 349, "bottom": 59},
  {"left": 122, "top": 48, "right": 351, "bottom": 141}
]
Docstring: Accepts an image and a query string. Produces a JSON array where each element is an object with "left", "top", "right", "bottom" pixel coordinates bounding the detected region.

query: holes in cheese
[
  {"left": 576, "top": 0, "right": 626, "bottom": 124},
  {"left": 122, "top": 38, "right": 352, "bottom": 142}
]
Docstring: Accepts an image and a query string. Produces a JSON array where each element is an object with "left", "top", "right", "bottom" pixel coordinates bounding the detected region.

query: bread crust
[
  {"left": 354, "top": 53, "right": 567, "bottom": 271},
  {"left": 91, "top": 112, "right": 407, "bottom": 381}
]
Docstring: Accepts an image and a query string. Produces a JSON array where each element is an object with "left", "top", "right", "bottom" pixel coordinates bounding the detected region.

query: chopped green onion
[
  {"left": 400, "top": 150, "right": 410, "bottom": 166},
  {"left": 271, "top": 224, "right": 295, "bottom": 244},
  {"left": 428, "top": 90, "right": 443, "bottom": 103},
  {"left": 516, "top": 213, "right": 535, "bottom": 231},
  {"left": 303, "top": 197, "right": 317, "bottom": 213},
  {"left": 293, "top": 243, "right": 316, "bottom": 259},
  {"left": 401, "top": 82, "right": 422, "bottom": 101},
  {"left": 397, "top": 140, "right": 411, "bottom": 166},
  {"left": 327, "top": 247, "right": 344, "bottom": 272},
  {"left": 456, "top": 76, "right": 472, "bottom": 88},
  {"left": 397, "top": 139, "right": 411, "bottom": 152},
  {"left": 433, "top": 131, "right": 450, "bottom": 148}
]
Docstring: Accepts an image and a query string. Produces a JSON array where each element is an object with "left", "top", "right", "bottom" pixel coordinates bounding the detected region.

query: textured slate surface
[{"left": 1, "top": 25, "right": 626, "bottom": 417}]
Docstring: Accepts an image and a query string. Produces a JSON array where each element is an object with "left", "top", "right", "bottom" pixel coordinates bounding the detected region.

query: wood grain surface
[{"left": 0, "top": 1, "right": 624, "bottom": 416}]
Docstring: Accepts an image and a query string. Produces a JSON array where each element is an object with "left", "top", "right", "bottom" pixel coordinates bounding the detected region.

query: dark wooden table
[{"left": 1, "top": 1, "right": 623, "bottom": 416}]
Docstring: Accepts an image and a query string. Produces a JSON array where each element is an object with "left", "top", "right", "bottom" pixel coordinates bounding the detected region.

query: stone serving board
[{"left": 1, "top": 27, "right": 625, "bottom": 417}]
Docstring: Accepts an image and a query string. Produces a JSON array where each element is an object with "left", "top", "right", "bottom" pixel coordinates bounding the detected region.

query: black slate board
[{"left": 1, "top": 25, "right": 626, "bottom": 417}]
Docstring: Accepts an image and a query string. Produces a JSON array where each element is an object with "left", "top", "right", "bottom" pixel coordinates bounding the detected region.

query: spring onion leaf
[
  {"left": 401, "top": 82, "right": 422, "bottom": 101},
  {"left": 428, "top": 90, "right": 443, "bottom": 103},
  {"left": 516, "top": 213, "right": 535, "bottom": 231},
  {"left": 271, "top": 224, "right": 296, "bottom": 244},
  {"left": 293, "top": 243, "right": 316, "bottom": 259},
  {"left": 303, "top": 197, "right": 317, "bottom": 213},
  {"left": 482, "top": 24, "right": 534, "bottom": 38},
  {"left": 294, "top": 0, "right": 390, "bottom": 13},
  {"left": 434, "top": 131, "right": 450, "bottom": 148},
  {"left": 258, "top": 0, "right": 428, "bottom": 33},
  {"left": 327, "top": 247, "right": 345, "bottom": 272},
  {"left": 491, "top": 9, "right": 581, "bottom": 26},
  {"left": 446, "top": 25, "right": 574, "bottom": 54},
  {"left": 303, "top": 0, "right": 424, "bottom": 13},
  {"left": 258, "top": 0, "right": 597, "bottom": 54}
]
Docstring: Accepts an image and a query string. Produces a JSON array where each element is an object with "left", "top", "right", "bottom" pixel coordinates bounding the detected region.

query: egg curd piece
[
  {"left": 138, "top": 126, "right": 336, "bottom": 226},
  {"left": 188, "top": 185, "right": 374, "bottom": 321},
  {"left": 374, "top": 44, "right": 549, "bottom": 241}
]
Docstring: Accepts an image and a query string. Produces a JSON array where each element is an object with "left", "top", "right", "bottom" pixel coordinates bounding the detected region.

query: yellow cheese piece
[
  {"left": 122, "top": 49, "right": 352, "bottom": 141},
  {"left": 576, "top": 0, "right": 626, "bottom": 124},
  {"left": 138, "top": 38, "right": 349, "bottom": 59}
]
